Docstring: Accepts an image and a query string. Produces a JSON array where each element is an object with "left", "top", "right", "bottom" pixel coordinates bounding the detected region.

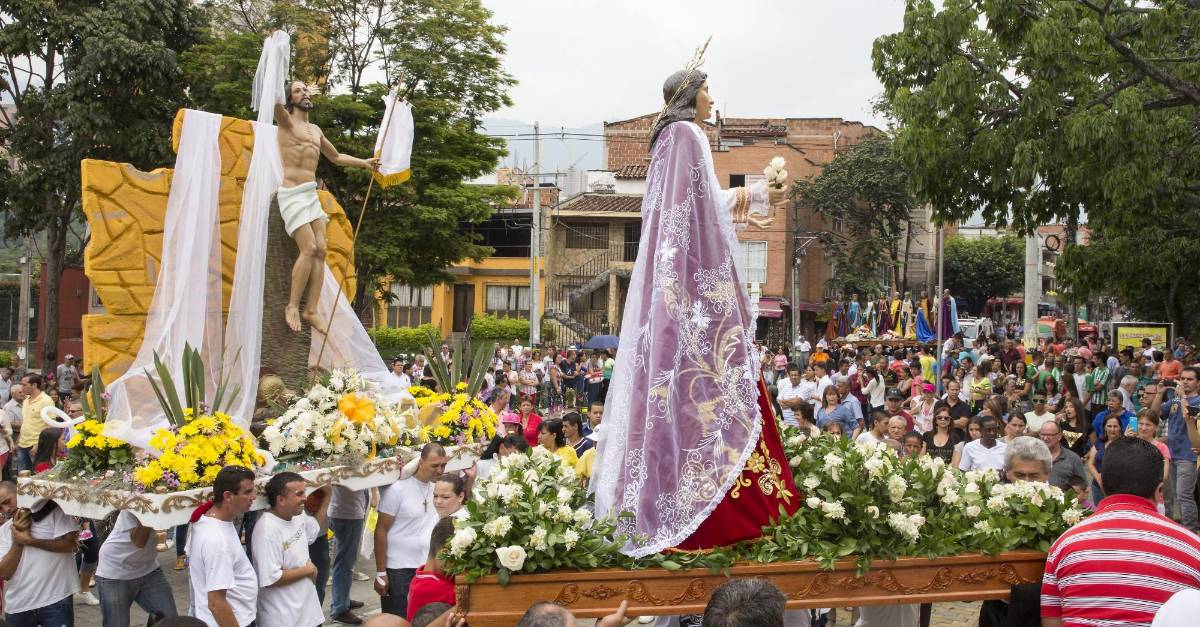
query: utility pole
[
  {"left": 935, "top": 221, "right": 944, "bottom": 396},
  {"left": 529, "top": 121, "right": 542, "bottom": 347},
  {"left": 16, "top": 235, "right": 32, "bottom": 372},
  {"left": 1023, "top": 232, "right": 1040, "bottom": 348}
]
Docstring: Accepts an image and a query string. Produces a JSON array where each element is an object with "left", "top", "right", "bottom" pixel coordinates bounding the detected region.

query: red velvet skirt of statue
[{"left": 674, "top": 378, "right": 800, "bottom": 551}]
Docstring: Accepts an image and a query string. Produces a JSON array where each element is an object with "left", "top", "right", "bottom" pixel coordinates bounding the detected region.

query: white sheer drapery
[{"left": 101, "top": 110, "right": 226, "bottom": 448}]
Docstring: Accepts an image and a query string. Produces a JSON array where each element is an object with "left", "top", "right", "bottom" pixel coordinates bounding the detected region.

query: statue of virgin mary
[{"left": 592, "top": 68, "right": 798, "bottom": 558}]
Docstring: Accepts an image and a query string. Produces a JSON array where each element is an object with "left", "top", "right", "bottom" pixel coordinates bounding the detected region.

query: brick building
[{"left": 545, "top": 112, "right": 882, "bottom": 347}]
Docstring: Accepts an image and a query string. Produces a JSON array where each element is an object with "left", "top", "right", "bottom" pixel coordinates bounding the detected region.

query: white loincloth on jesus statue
[{"left": 276, "top": 182, "right": 328, "bottom": 236}]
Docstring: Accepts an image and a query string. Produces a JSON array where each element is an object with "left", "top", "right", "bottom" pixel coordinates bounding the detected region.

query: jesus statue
[
  {"left": 592, "top": 66, "right": 799, "bottom": 557},
  {"left": 269, "top": 46, "right": 379, "bottom": 332}
]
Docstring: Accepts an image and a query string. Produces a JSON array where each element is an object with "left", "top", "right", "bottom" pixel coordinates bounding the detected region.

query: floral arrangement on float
[
  {"left": 54, "top": 367, "right": 134, "bottom": 479},
  {"left": 131, "top": 346, "right": 265, "bottom": 490},
  {"left": 260, "top": 368, "right": 420, "bottom": 462},
  {"left": 413, "top": 333, "right": 499, "bottom": 447},
  {"left": 767, "top": 428, "right": 1086, "bottom": 572},
  {"left": 442, "top": 427, "right": 1087, "bottom": 584},
  {"left": 442, "top": 447, "right": 627, "bottom": 584}
]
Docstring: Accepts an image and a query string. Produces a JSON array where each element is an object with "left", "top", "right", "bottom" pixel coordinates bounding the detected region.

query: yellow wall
[{"left": 376, "top": 256, "right": 548, "bottom": 335}]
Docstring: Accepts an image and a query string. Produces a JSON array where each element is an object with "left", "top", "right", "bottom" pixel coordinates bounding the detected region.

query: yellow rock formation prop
[{"left": 81, "top": 110, "right": 357, "bottom": 383}]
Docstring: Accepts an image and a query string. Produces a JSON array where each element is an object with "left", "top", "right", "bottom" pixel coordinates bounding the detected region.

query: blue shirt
[
  {"left": 816, "top": 404, "right": 857, "bottom": 436},
  {"left": 840, "top": 396, "right": 863, "bottom": 426},
  {"left": 1091, "top": 408, "right": 1134, "bottom": 439},
  {"left": 1162, "top": 390, "right": 1199, "bottom": 463}
]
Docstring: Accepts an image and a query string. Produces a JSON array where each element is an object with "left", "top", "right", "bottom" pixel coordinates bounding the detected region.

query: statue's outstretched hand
[
  {"left": 749, "top": 215, "right": 774, "bottom": 229},
  {"left": 768, "top": 184, "right": 788, "bottom": 208}
]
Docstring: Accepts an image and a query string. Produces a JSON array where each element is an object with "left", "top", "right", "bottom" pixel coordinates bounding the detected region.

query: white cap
[{"left": 586, "top": 424, "right": 604, "bottom": 442}]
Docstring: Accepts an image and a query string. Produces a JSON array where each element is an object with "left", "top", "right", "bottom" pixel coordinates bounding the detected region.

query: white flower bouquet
[
  {"left": 763, "top": 156, "right": 788, "bottom": 189},
  {"left": 442, "top": 447, "right": 628, "bottom": 584},
  {"left": 261, "top": 368, "right": 420, "bottom": 461},
  {"left": 770, "top": 428, "right": 1083, "bottom": 572}
]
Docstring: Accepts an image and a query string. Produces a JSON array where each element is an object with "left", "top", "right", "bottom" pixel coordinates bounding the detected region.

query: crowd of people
[{"left": 0, "top": 329, "right": 1198, "bottom": 627}]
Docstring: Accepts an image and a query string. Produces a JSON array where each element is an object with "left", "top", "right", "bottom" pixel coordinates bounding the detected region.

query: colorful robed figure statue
[
  {"left": 847, "top": 294, "right": 861, "bottom": 330},
  {"left": 593, "top": 68, "right": 797, "bottom": 558}
]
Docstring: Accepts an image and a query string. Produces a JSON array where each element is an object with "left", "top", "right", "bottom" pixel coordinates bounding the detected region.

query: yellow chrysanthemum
[
  {"left": 67, "top": 433, "right": 84, "bottom": 448},
  {"left": 134, "top": 462, "right": 163, "bottom": 487}
]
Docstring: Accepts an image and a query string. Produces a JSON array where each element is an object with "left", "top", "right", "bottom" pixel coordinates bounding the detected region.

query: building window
[
  {"left": 738, "top": 240, "right": 768, "bottom": 285},
  {"left": 486, "top": 285, "right": 530, "bottom": 318},
  {"left": 832, "top": 217, "right": 843, "bottom": 233},
  {"left": 387, "top": 283, "right": 433, "bottom": 327},
  {"left": 564, "top": 223, "right": 608, "bottom": 249},
  {"left": 729, "top": 174, "right": 746, "bottom": 188}
]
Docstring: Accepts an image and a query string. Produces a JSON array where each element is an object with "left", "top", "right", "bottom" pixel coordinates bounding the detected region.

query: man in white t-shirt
[
  {"left": 958, "top": 416, "right": 1008, "bottom": 473},
  {"left": 188, "top": 466, "right": 259, "bottom": 627},
  {"left": 1022, "top": 395, "right": 1056, "bottom": 433},
  {"left": 0, "top": 483, "right": 80, "bottom": 626},
  {"left": 374, "top": 443, "right": 447, "bottom": 618},
  {"left": 810, "top": 362, "right": 833, "bottom": 406},
  {"left": 797, "top": 337, "right": 812, "bottom": 370},
  {"left": 96, "top": 510, "right": 179, "bottom": 627},
  {"left": 252, "top": 472, "right": 330, "bottom": 627},
  {"left": 775, "top": 366, "right": 806, "bottom": 427}
]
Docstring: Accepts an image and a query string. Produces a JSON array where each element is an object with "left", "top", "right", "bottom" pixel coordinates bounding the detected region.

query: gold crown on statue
[{"left": 651, "top": 35, "right": 713, "bottom": 131}]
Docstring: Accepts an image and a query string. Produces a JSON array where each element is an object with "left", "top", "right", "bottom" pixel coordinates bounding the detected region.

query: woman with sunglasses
[{"left": 922, "top": 407, "right": 965, "bottom": 464}]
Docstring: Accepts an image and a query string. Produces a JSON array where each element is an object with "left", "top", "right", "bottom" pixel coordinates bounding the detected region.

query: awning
[
  {"left": 792, "top": 300, "right": 824, "bottom": 313},
  {"left": 757, "top": 297, "right": 788, "bottom": 319}
]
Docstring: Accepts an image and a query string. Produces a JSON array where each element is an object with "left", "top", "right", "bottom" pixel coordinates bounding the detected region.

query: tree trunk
[{"left": 41, "top": 210, "right": 68, "bottom": 369}]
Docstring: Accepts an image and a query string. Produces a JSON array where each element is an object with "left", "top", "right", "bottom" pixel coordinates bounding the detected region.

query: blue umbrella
[{"left": 583, "top": 334, "right": 619, "bottom": 350}]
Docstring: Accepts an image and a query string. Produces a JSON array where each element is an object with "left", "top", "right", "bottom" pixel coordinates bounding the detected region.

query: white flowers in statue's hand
[{"left": 763, "top": 157, "right": 788, "bottom": 189}]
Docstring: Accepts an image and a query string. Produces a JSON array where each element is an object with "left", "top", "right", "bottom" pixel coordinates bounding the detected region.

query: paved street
[{"left": 71, "top": 538, "right": 981, "bottom": 627}]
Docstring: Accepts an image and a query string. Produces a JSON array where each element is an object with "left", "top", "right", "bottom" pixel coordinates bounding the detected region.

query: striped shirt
[{"left": 1041, "top": 494, "right": 1200, "bottom": 625}]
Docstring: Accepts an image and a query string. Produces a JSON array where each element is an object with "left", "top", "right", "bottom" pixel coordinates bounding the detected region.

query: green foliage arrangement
[
  {"left": 368, "top": 324, "right": 441, "bottom": 355},
  {"left": 444, "top": 430, "right": 1085, "bottom": 582},
  {"left": 469, "top": 313, "right": 556, "bottom": 342}
]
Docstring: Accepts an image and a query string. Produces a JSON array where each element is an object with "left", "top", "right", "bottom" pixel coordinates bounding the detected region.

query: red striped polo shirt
[{"left": 1041, "top": 494, "right": 1200, "bottom": 625}]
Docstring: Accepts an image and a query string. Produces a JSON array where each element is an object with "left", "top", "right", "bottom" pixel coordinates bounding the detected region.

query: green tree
[
  {"left": 873, "top": 0, "right": 1199, "bottom": 228},
  {"left": 942, "top": 235, "right": 1024, "bottom": 316},
  {"left": 793, "top": 133, "right": 916, "bottom": 298},
  {"left": 1056, "top": 227, "right": 1200, "bottom": 336},
  {"left": 0, "top": 0, "right": 204, "bottom": 367},
  {"left": 873, "top": 0, "right": 1199, "bottom": 337}
]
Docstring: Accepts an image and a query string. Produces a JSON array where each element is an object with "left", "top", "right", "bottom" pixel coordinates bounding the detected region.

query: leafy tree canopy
[
  {"left": 873, "top": 0, "right": 1200, "bottom": 231},
  {"left": 942, "top": 235, "right": 1024, "bottom": 316},
  {"left": 793, "top": 133, "right": 917, "bottom": 299}
]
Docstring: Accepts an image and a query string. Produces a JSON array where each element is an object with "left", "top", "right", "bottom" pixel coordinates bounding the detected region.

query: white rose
[
  {"left": 770, "top": 156, "right": 786, "bottom": 169},
  {"left": 573, "top": 508, "right": 592, "bottom": 526},
  {"left": 774, "top": 169, "right": 788, "bottom": 183},
  {"left": 450, "top": 527, "right": 477, "bottom": 556},
  {"left": 806, "top": 496, "right": 822, "bottom": 509},
  {"left": 555, "top": 504, "right": 574, "bottom": 523},
  {"left": 974, "top": 520, "right": 991, "bottom": 532},
  {"left": 964, "top": 482, "right": 980, "bottom": 494},
  {"left": 557, "top": 486, "right": 573, "bottom": 504},
  {"left": 965, "top": 505, "right": 981, "bottom": 517},
  {"left": 820, "top": 500, "right": 846, "bottom": 520},
  {"left": 942, "top": 490, "right": 960, "bottom": 505},
  {"left": 495, "top": 545, "right": 527, "bottom": 571},
  {"left": 498, "top": 484, "right": 518, "bottom": 505},
  {"left": 866, "top": 505, "right": 880, "bottom": 519},
  {"left": 763, "top": 165, "right": 775, "bottom": 177},
  {"left": 789, "top": 455, "right": 803, "bottom": 468},
  {"left": 987, "top": 496, "right": 1007, "bottom": 510},
  {"left": 803, "top": 476, "right": 820, "bottom": 490}
]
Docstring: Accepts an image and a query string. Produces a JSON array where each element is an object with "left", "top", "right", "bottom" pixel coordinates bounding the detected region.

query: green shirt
[
  {"left": 602, "top": 358, "right": 615, "bottom": 380},
  {"left": 1090, "top": 367, "right": 1109, "bottom": 405}
]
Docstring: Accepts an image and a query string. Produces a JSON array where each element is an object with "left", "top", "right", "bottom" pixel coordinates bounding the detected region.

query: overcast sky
[{"left": 480, "top": 0, "right": 907, "bottom": 129}]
